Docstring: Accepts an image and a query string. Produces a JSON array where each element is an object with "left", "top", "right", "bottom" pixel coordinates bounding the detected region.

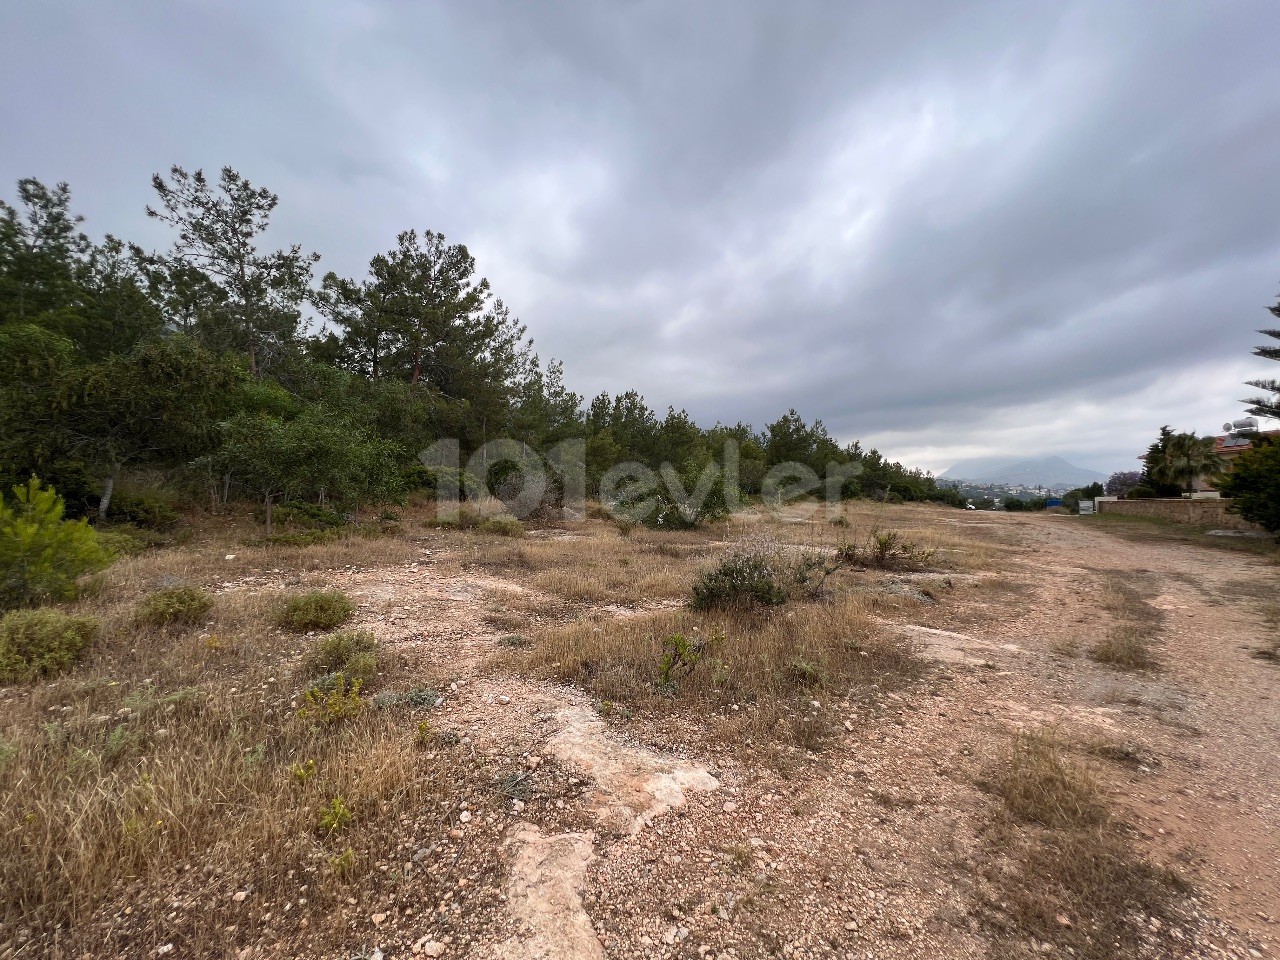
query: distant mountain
[{"left": 939, "top": 455, "right": 1105, "bottom": 489}]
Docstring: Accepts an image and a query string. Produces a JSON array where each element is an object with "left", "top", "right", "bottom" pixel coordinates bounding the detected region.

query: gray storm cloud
[{"left": 3, "top": 0, "right": 1278, "bottom": 474}]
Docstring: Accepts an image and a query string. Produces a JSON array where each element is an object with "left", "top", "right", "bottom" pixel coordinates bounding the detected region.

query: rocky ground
[
  {"left": 4, "top": 506, "right": 1277, "bottom": 959},
  {"left": 314, "top": 511, "right": 1278, "bottom": 959}
]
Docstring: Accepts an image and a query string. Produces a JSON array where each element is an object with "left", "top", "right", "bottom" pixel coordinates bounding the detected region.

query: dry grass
[
  {"left": 981, "top": 729, "right": 1188, "bottom": 959},
  {"left": 499, "top": 595, "right": 922, "bottom": 753},
  {"left": 1089, "top": 578, "right": 1163, "bottom": 670},
  {"left": 1256, "top": 604, "right": 1280, "bottom": 663},
  {"left": 0, "top": 526, "right": 499, "bottom": 955}
]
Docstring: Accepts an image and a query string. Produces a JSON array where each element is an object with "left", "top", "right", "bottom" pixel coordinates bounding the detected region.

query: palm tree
[{"left": 1152, "top": 432, "right": 1225, "bottom": 493}]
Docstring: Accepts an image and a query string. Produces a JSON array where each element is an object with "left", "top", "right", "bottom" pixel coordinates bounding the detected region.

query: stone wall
[{"left": 1095, "top": 497, "right": 1263, "bottom": 531}]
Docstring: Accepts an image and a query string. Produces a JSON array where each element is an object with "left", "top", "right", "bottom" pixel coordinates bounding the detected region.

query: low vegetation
[
  {"left": 981, "top": 730, "right": 1188, "bottom": 959},
  {"left": 301, "top": 628, "right": 380, "bottom": 685},
  {"left": 0, "top": 608, "right": 100, "bottom": 682},
  {"left": 276, "top": 590, "right": 356, "bottom": 632},
  {"left": 136, "top": 585, "right": 214, "bottom": 628},
  {"left": 1089, "top": 577, "right": 1163, "bottom": 670},
  {"left": 504, "top": 595, "right": 922, "bottom": 754}
]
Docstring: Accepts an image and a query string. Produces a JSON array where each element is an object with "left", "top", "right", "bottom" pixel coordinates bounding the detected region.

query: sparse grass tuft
[
  {"left": 1089, "top": 579, "right": 1162, "bottom": 670},
  {"left": 277, "top": 590, "right": 356, "bottom": 632},
  {"left": 987, "top": 729, "right": 1108, "bottom": 830},
  {"left": 0, "top": 608, "right": 100, "bottom": 683},
  {"left": 981, "top": 729, "right": 1188, "bottom": 960},
  {"left": 136, "top": 585, "right": 214, "bottom": 628}
]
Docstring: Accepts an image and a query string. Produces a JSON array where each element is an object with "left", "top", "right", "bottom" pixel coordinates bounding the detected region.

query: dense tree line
[{"left": 0, "top": 167, "right": 961, "bottom": 528}]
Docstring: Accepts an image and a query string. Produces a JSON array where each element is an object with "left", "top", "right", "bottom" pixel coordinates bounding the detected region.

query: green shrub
[
  {"left": 0, "top": 478, "right": 112, "bottom": 609},
  {"left": 269, "top": 502, "right": 346, "bottom": 529},
  {"left": 1125, "top": 486, "right": 1158, "bottom": 499},
  {"left": 691, "top": 548, "right": 789, "bottom": 609},
  {"left": 317, "top": 795, "right": 353, "bottom": 834},
  {"left": 109, "top": 490, "right": 180, "bottom": 531},
  {"left": 477, "top": 513, "right": 525, "bottom": 537},
  {"left": 1218, "top": 436, "right": 1280, "bottom": 534},
  {"left": 0, "top": 608, "right": 100, "bottom": 682},
  {"left": 297, "top": 673, "right": 364, "bottom": 725},
  {"left": 302, "top": 628, "right": 378, "bottom": 678},
  {"left": 277, "top": 590, "right": 355, "bottom": 631},
  {"left": 136, "top": 585, "right": 214, "bottom": 628},
  {"left": 260, "top": 529, "right": 340, "bottom": 547}
]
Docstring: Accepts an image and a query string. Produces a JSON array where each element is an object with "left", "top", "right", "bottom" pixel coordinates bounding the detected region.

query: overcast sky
[{"left": 3, "top": 2, "right": 1279, "bottom": 475}]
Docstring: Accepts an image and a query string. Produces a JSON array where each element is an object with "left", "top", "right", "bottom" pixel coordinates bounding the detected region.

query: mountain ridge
[{"left": 939, "top": 455, "right": 1105, "bottom": 488}]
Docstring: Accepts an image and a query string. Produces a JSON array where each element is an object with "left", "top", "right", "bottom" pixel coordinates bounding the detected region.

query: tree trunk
[
  {"left": 411, "top": 344, "right": 422, "bottom": 385},
  {"left": 264, "top": 494, "right": 274, "bottom": 536},
  {"left": 98, "top": 473, "right": 117, "bottom": 521}
]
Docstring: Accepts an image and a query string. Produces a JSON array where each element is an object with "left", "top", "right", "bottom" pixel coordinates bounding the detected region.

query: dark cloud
[{"left": 3, "top": 1, "right": 1278, "bottom": 474}]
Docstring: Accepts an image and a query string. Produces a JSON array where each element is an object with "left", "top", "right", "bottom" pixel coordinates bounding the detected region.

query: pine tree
[{"left": 1243, "top": 292, "right": 1280, "bottom": 420}]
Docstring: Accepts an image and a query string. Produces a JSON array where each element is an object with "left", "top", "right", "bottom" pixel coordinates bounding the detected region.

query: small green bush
[
  {"left": 317, "top": 795, "right": 353, "bottom": 834},
  {"left": 0, "top": 608, "right": 100, "bottom": 682},
  {"left": 1, "top": 478, "right": 112, "bottom": 609},
  {"left": 109, "top": 490, "right": 180, "bottom": 531},
  {"left": 136, "top": 585, "right": 214, "bottom": 628},
  {"left": 298, "top": 673, "right": 364, "bottom": 725},
  {"left": 277, "top": 590, "right": 355, "bottom": 631},
  {"left": 302, "top": 628, "right": 377, "bottom": 677},
  {"left": 691, "top": 548, "right": 789, "bottom": 609},
  {"left": 477, "top": 514, "right": 525, "bottom": 537}
]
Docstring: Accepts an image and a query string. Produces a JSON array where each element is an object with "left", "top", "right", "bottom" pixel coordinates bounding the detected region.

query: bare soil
[{"left": 4, "top": 506, "right": 1277, "bottom": 959}]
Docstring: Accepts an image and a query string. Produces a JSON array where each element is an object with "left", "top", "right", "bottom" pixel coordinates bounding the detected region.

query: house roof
[{"left": 1213, "top": 429, "right": 1280, "bottom": 456}]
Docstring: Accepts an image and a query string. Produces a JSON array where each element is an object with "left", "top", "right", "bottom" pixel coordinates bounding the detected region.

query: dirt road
[{"left": 331, "top": 510, "right": 1277, "bottom": 959}]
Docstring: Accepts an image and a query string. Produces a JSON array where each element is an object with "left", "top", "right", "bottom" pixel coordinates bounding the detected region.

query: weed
[
  {"left": 317, "top": 796, "right": 353, "bottom": 834},
  {"left": 863, "top": 529, "right": 935, "bottom": 570},
  {"left": 329, "top": 846, "right": 356, "bottom": 879},
  {"left": 657, "top": 632, "right": 707, "bottom": 688},
  {"left": 278, "top": 590, "right": 356, "bottom": 632},
  {"left": 298, "top": 674, "right": 364, "bottom": 726},
  {"left": 373, "top": 686, "right": 439, "bottom": 710},
  {"left": 136, "top": 585, "right": 214, "bottom": 628},
  {"left": 0, "top": 608, "right": 100, "bottom": 682},
  {"left": 289, "top": 759, "right": 317, "bottom": 784},
  {"left": 497, "top": 634, "right": 530, "bottom": 648}
]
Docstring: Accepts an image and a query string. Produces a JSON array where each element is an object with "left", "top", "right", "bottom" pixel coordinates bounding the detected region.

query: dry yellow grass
[
  {"left": 1089, "top": 578, "right": 1163, "bottom": 670},
  {"left": 500, "top": 594, "right": 922, "bottom": 753},
  {"left": 981, "top": 729, "right": 1187, "bottom": 960}
]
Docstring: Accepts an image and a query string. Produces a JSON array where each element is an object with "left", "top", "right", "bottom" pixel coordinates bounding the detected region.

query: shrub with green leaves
[
  {"left": 109, "top": 490, "right": 180, "bottom": 531},
  {"left": 302, "top": 628, "right": 379, "bottom": 683},
  {"left": 0, "top": 478, "right": 112, "bottom": 609},
  {"left": 277, "top": 590, "right": 355, "bottom": 631},
  {"left": 297, "top": 673, "right": 364, "bottom": 725},
  {"left": 136, "top": 585, "right": 214, "bottom": 628},
  {"left": 0, "top": 608, "right": 100, "bottom": 682},
  {"left": 477, "top": 513, "right": 525, "bottom": 537},
  {"left": 691, "top": 547, "right": 789, "bottom": 609},
  {"left": 1218, "top": 435, "right": 1280, "bottom": 535}
]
